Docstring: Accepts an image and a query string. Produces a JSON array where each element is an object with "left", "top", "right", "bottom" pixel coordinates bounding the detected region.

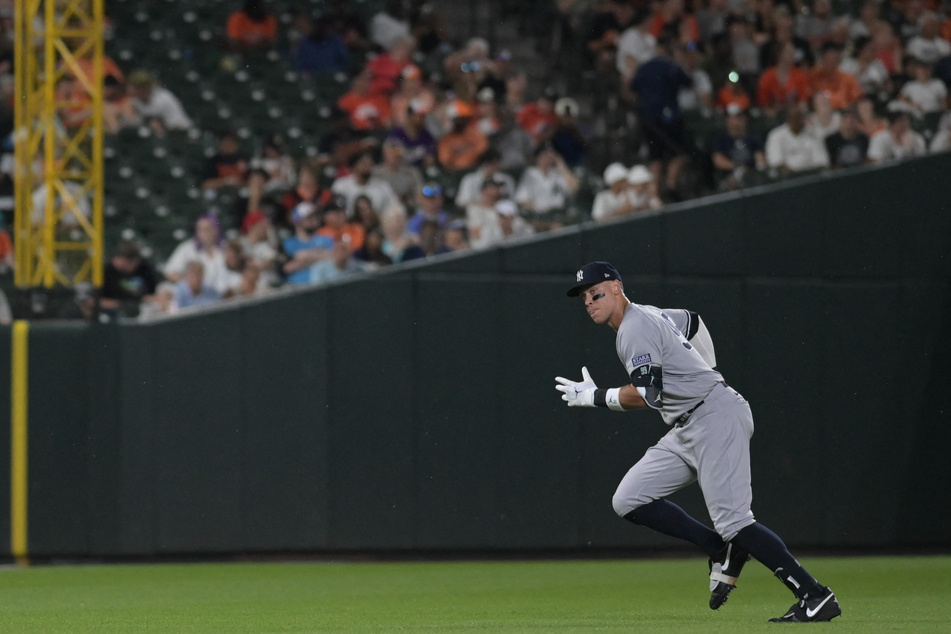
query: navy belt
[{"left": 673, "top": 382, "right": 728, "bottom": 427}]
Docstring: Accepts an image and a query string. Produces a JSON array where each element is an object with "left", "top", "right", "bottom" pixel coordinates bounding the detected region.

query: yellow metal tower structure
[{"left": 14, "top": 0, "right": 105, "bottom": 288}]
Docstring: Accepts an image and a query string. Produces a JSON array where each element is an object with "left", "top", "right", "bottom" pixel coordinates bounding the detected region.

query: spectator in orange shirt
[
  {"left": 517, "top": 86, "right": 560, "bottom": 143},
  {"left": 367, "top": 35, "right": 415, "bottom": 96},
  {"left": 226, "top": 0, "right": 278, "bottom": 51},
  {"left": 756, "top": 41, "right": 811, "bottom": 115},
  {"left": 717, "top": 73, "right": 751, "bottom": 112},
  {"left": 317, "top": 197, "right": 366, "bottom": 252},
  {"left": 437, "top": 101, "right": 489, "bottom": 172},
  {"left": 337, "top": 69, "right": 392, "bottom": 131},
  {"left": 808, "top": 42, "right": 863, "bottom": 110},
  {"left": 649, "top": 0, "right": 700, "bottom": 45}
]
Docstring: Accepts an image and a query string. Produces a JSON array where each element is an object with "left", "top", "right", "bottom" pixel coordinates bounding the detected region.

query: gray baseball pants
[{"left": 612, "top": 382, "right": 756, "bottom": 541}]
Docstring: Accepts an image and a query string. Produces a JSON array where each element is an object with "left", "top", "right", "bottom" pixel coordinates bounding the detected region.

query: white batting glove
[{"left": 555, "top": 366, "right": 598, "bottom": 407}]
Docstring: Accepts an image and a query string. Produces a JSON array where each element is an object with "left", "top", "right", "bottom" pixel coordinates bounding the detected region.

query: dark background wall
[{"left": 5, "top": 154, "right": 950, "bottom": 558}]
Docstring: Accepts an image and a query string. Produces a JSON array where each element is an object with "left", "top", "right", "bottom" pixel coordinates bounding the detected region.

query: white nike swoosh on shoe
[{"left": 805, "top": 593, "right": 834, "bottom": 618}]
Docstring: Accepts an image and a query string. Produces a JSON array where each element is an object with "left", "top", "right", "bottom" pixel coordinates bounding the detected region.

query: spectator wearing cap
[
  {"left": 591, "top": 163, "right": 635, "bottom": 222},
  {"left": 808, "top": 42, "right": 863, "bottom": 110},
  {"left": 280, "top": 202, "right": 334, "bottom": 285},
  {"left": 549, "top": 97, "right": 590, "bottom": 168},
  {"left": 629, "top": 33, "right": 693, "bottom": 199},
  {"left": 226, "top": 0, "right": 278, "bottom": 52},
  {"left": 407, "top": 183, "right": 451, "bottom": 236},
  {"left": 765, "top": 106, "right": 830, "bottom": 175},
  {"left": 473, "top": 87, "right": 501, "bottom": 138},
  {"left": 386, "top": 100, "right": 437, "bottom": 167},
  {"left": 128, "top": 70, "right": 192, "bottom": 134},
  {"left": 337, "top": 68, "right": 392, "bottom": 131},
  {"left": 373, "top": 137, "right": 424, "bottom": 206},
  {"left": 390, "top": 65, "right": 435, "bottom": 128},
  {"left": 867, "top": 111, "right": 927, "bottom": 162},
  {"left": 465, "top": 175, "right": 506, "bottom": 248},
  {"left": 318, "top": 198, "right": 366, "bottom": 252},
  {"left": 824, "top": 107, "right": 870, "bottom": 168},
  {"left": 437, "top": 101, "right": 489, "bottom": 172},
  {"left": 331, "top": 149, "right": 399, "bottom": 218},
  {"left": 367, "top": 34, "right": 416, "bottom": 96},
  {"left": 617, "top": 8, "right": 657, "bottom": 83},
  {"left": 479, "top": 200, "right": 534, "bottom": 248},
  {"left": 517, "top": 86, "right": 560, "bottom": 143},
  {"left": 712, "top": 105, "right": 766, "bottom": 191},
  {"left": 627, "top": 165, "right": 663, "bottom": 212},
  {"left": 514, "top": 143, "right": 579, "bottom": 231},
  {"left": 455, "top": 148, "right": 516, "bottom": 209},
  {"left": 756, "top": 40, "right": 811, "bottom": 116},
  {"left": 163, "top": 214, "right": 231, "bottom": 293},
  {"left": 295, "top": 14, "right": 350, "bottom": 76},
  {"left": 309, "top": 236, "right": 366, "bottom": 285},
  {"left": 100, "top": 240, "right": 159, "bottom": 317}
]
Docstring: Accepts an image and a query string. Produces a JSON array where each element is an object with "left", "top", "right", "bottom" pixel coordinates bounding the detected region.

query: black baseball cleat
[
  {"left": 708, "top": 542, "right": 752, "bottom": 609},
  {"left": 769, "top": 587, "right": 841, "bottom": 623}
]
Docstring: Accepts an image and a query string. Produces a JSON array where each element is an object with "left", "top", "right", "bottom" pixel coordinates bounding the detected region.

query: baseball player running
[{"left": 555, "top": 261, "right": 841, "bottom": 623}]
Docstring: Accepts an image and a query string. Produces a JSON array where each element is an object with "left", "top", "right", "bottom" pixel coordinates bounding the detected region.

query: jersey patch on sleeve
[
  {"left": 630, "top": 363, "right": 664, "bottom": 408},
  {"left": 631, "top": 353, "right": 652, "bottom": 367}
]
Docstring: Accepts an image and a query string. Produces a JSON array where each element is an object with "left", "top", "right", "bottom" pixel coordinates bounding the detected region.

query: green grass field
[{"left": 1, "top": 555, "right": 949, "bottom": 632}]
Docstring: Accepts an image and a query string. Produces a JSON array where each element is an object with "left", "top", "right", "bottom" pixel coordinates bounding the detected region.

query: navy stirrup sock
[
  {"left": 624, "top": 499, "right": 725, "bottom": 558},
  {"left": 731, "top": 523, "right": 824, "bottom": 599}
]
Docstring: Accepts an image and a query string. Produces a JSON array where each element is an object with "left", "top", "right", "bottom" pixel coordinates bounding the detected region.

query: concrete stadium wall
[{"left": 4, "top": 153, "right": 951, "bottom": 558}]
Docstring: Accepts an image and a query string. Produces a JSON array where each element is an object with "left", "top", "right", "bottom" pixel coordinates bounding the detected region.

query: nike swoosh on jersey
[{"left": 805, "top": 593, "right": 834, "bottom": 618}]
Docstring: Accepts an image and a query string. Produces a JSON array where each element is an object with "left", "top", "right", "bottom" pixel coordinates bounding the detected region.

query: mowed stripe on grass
[{"left": 0, "top": 555, "right": 949, "bottom": 632}]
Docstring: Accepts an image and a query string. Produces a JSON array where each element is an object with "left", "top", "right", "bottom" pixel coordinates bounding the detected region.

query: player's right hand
[{"left": 555, "top": 366, "right": 598, "bottom": 407}]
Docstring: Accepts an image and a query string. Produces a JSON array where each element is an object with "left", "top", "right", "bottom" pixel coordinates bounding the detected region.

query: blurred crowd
[{"left": 0, "top": 0, "right": 949, "bottom": 319}]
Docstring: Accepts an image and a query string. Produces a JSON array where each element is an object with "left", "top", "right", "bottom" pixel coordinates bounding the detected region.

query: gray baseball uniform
[{"left": 611, "top": 303, "right": 756, "bottom": 541}]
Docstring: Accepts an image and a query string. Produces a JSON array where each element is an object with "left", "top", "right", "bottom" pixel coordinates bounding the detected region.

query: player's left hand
[{"left": 555, "top": 366, "right": 598, "bottom": 407}]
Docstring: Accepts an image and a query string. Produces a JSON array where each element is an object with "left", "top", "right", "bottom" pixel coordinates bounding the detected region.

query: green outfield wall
[{"left": 5, "top": 153, "right": 951, "bottom": 558}]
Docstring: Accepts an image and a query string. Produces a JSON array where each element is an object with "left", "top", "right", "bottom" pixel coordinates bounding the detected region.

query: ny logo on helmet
[{"left": 576, "top": 270, "right": 584, "bottom": 282}]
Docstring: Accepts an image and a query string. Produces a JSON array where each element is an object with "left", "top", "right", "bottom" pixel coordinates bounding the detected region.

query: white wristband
[{"left": 606, "top": 388, "right": 625, "bottom": 411}]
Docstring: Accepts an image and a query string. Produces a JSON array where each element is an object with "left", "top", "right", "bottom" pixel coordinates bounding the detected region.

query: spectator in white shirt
[
  {"left": 591, "top": 163, "right": 634, "bottom": 222},
  {"left": 616, "top": 9, "right": 656, "bottom": 82},
  {"left": 898, "top": 57, "right": 949, "bottom": 115},
  {"left": 514, "top": 143, "right": 579, "bottom": 231},
  {"left": 127, "top": 70, "right": 192, "bottom": 134},
  {"left": 331, "top": 149, "right": 399, "bottom": 218},
  {"left": 454, "top": 148, "right": 516, "bottom": 208},
  {"left": 868, "top": 111, "right": 927, "bottom": 162},
  {"left": 765, "top": 106, "right": 830, "bottom": 175},
  {"left": 905, "top": 13, "right": 951, "bottom": 65},
  {"left": 479, "top": 199, "right": 534, "bottom": 247}
]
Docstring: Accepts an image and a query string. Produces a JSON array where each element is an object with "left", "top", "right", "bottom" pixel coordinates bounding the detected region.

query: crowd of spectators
[
  {"left": 1, "top": 0, "right": 949, "bottom": 319},
  {"left": 555, "top": 0, "right": 950, "bottom": 196}
]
